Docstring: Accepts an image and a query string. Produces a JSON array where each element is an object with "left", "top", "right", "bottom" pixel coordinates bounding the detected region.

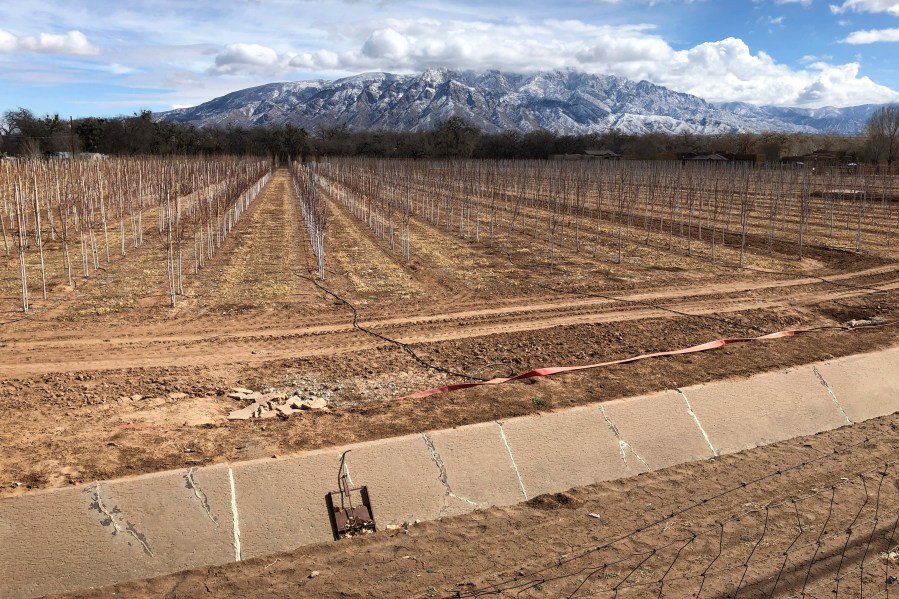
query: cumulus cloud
[
  {"left": 209, "top": 43, "right": 282, "bottom": 75},
  {"left": 205, "top": 19, "right": 899, "bottom": 107},
  {"left": 0, "top": 29, "right": 98, "bottom": 55},
  {"left": 830, "top": 0, "right": 899, "bottom": 15},
  {"left": 361, "top": 28, "right": 410, "bottom": 61},
  {"left": 843, "top": 27, "right": 899, "bottom": 42}
]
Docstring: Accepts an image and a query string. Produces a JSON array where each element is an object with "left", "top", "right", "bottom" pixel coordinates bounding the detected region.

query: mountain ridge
[{"left": 158, "top": 69, "right": 882, "bottom": 136}]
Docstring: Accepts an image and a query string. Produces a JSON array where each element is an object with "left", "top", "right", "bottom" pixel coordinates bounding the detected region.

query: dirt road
[{"left": 2, "top": 262, "right": 896, "bottom": 377}]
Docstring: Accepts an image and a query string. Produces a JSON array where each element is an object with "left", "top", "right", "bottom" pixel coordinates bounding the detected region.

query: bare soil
[{"left": 1, "top": 168, "right": 898, "bottom": 500}]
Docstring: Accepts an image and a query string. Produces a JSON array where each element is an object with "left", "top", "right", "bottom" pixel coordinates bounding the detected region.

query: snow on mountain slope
[{"left": 159, "top": 69, "right": 882, "bottom": 135}]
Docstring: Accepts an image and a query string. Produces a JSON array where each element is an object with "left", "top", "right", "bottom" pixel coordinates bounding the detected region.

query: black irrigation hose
[
  {"left": 527, "top": 256, "right": 899, "bottom": 337},
  {"left": 0, "top": 310, "right": 36, "bottom": 326},
  {"left": 741, "top": 264, "right": 896, "bottom": 296},
  {"left": 501, "top": 237, "right": 770, "bottom": 334},
  {"left": 297, "top": 272, "right": 489, "bottom": 382},
  {"left": 291, "top": 172, "right": 492, "bottom": 383},
  {"left": 529, "top": 279, "right": 769, "bottom": 335}
]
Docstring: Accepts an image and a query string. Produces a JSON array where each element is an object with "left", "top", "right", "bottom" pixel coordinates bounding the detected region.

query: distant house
[
  {"left": 44, "top": 151, "right": 73, "bottom": 160},
  {"left": 549, "top": 149, "right": 622, "bottom": 161},
  {"left": 782, "top": 149, "right": 852, "bottom": 169},
  {"left": 679, "top": 152, "right": 758, "bottom": 164},
  {"left": 584, "top": 149, "right": 623, "bottom": 160},
  {"left": 549, "top": 154, "right": 586, "bottom": 161}
]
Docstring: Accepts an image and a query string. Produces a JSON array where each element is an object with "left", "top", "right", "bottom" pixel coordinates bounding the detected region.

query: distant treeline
[{"left": 0, "top": 107, "right": 881, "bottom": 163}]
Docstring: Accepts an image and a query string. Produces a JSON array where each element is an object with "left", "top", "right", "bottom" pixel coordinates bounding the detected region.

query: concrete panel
[
  {"left": 499, "top": 404, "right": 642, "bottom": 499},
  {"left": 339, "top": 434, "right": 450, "bottom": 524},
  {"left": 5, "top": 347, "right": 897, "bottom": 599},
  {"left": 231, "top": 434, "right": 447, "bottom": 561},
  {"left": 814, "top": 346, "right": 899, "bottom": 423},
  {"left": 229, "top": 450, "right": 338, "bottom": 561},
  {"left": 0, "top": 465, "right": 233, "bottom": 599},
  {"left": 428, "top": 421, "right": 527, "bottom": 509},
  {"left": 602, "top": 390, "right": 716, "bottom": 469},
  {"left": 684, "top": 365, "right": 848, "bottom": 455}
]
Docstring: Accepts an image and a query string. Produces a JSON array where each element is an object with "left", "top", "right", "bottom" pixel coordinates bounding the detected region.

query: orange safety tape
[{"left": 402, "top": 325, "right": 875, "bottom": 399}]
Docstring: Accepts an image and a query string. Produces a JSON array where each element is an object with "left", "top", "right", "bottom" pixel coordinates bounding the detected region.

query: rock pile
[
  {"left": 844, "top": 315, "right": 887, "bottom": 328},
  {"left": 227, "top": 387, "right": 329, "bottom": 420}
]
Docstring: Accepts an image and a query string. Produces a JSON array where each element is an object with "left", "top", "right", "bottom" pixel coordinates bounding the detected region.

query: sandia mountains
[{"left": 159, "top": 69, "right": 882, "bottom": 136}]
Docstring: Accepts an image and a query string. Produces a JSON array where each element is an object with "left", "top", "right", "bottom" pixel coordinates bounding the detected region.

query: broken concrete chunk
[
  {"left": 228, "top": 387, "right": 329, "bottom": 420},
  {"left": 228, "top": 399, "right": 268, "bottom": 420},
  {"left": 227, "top": 411, "right": 251, "bottom": 421},
  {"left": 260, "top": 392, "right": 287, "bottom": 402},
  {"left": 300, "top": 397, "right": 328, "bottom": 410},
  {"left": 275, "top": 403, "right": 299, "bottom": 417},
  {"left": 228, "top": 405, "right": 258, "bottom": 420},
  {"left": 845, "top": 315, "right": 887, "bottom": 328}
]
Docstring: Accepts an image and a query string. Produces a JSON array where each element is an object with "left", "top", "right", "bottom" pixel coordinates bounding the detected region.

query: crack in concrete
[
  {"left": 599, "top": 406, "right": 649, "bottom": 471},
  {"left": 227, "top": 466, "right": 242, "bottom": 561},
  {"left": 184, "top": 467, "right": 217, "bottom": 523},
  {"left": 497, "top": 421, "right": 528, "bottom": 501},
  {"left": 813, "top": 366, "right": 853, "bottom": 425},
  {"left": 422, "top": 433, "right": 480, "bottom": 515},
  {"left": 677, "top": 388, "right": 719, "bottom": 457},
  {"left": 87, "top": 483, "right": 154, "bottom": 557}
]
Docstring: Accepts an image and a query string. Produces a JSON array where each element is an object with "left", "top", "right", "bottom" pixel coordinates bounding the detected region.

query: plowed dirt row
[
  {"left": 1, "top": 264, "right": 895, "bottom": 376},
  {"left": 1, "top": 167, "right": 898, "bottom": 500},
  {"left": 181, "top": 169, "right": 314, "bottom": 310}
]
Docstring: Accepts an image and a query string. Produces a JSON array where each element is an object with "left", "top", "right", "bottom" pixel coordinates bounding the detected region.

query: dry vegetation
[{"left": 0, "top": 157, "right": 270, "bottom": 314}]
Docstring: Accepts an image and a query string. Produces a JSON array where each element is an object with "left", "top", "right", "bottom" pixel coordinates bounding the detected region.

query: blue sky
[{"left": 1, "top": 0, "right": 898, "bottom": 118}]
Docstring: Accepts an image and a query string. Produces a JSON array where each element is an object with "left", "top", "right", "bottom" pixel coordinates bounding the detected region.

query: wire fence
[{"left": 449, "top": 430, "right": 899, "bottom": 599}]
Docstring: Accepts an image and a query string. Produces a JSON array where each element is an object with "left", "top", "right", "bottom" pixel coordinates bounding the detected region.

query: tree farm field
[{"left": 1, "top": 156, "right": 898, "bottom": 500}]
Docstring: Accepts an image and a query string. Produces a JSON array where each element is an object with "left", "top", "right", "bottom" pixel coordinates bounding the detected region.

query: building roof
[{"left": 691, "top": 153, "right": 728, "bottom": 161}]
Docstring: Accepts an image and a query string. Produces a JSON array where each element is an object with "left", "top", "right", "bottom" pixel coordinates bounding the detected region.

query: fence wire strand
[{"left": 447, "top": 429, "right": 899, "bottom": 599}]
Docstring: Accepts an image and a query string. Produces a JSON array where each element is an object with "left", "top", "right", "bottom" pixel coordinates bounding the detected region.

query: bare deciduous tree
[{"left": 865, "top": 105, "right": 899, "bottom": 166}]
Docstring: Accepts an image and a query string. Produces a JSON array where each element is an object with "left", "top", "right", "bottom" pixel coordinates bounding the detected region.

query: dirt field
[
  {"left": 4, "top": 163, "right": 899, "bottom": 598},
  {"left": 1, "top": 166, "right": 898, "bottom": 502}
]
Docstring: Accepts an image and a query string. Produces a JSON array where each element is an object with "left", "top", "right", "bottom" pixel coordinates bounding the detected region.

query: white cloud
[
  {"left": 800, "top": 53, "right": 834, "bottom": 62},
  {"left": 209, "top": 43, "right": 282, "bottom": 75},
  {"left": 0, "top": 29, "right": 98, "bottom": 55},
  {"left": 843, "top": 27, "right": 899, "bottom": 41},
  {"left": 830, "top": 0, "right": 899, "bottom": 15},
  {"left": 106, "top": 63, "right": 134, "bottom": 75},
  {"left": 202, "top": 19, "right": 898, "bottom": 107},
  {"left": 3, "top": 2, "right": 896, "bottom": 113},
  {"left": 362, "top": 29, "right": 411, "bottom": 61}
]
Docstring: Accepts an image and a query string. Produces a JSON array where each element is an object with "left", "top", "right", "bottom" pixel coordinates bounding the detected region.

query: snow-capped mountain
[
  {"left": 158, "top": 69, "right": 882, "bottom": 135},
  {"left": 714, "top": 102, "right": 880, "bottom": 135}
]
